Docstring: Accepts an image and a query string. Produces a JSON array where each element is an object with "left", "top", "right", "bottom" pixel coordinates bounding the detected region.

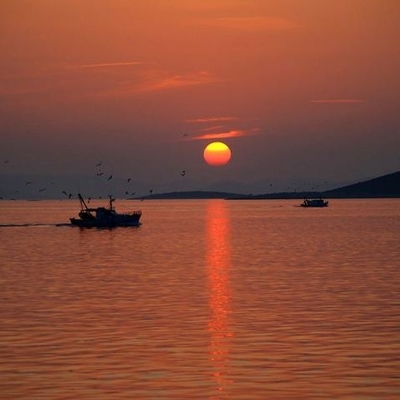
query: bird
[
  {"left": 62, "top": 191, "right": 68, "bottom": 197},
  {"left": 25, "top": 181, "right": 32, "bottom": 185},
  {"left": 149, "top": 189, "right": 153, "bottom": 194},
  {"left": 96, "top": 172, "right": 104, "bottom": 176},
  {"left": 39, "top": 188, "right": 46, "bottom": 192},
  {"left": 68, "top": 193, "right": 72, "bottom": 199},
  {"left": 181, "top": 170, "right": 186, "bottom": 177},
  {"left": 127, "top": 178, "right": 131, "bottom": 182},
  {"left": 107, "top": 175, "right": 113, "bottom": 180},
  {"left": 96, "top": 161, "right": 102, "bottom": 167},
  {"left": 182, "top": 133, "right": 188, "bottom": 138}
]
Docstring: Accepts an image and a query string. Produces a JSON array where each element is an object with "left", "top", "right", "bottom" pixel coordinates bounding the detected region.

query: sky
[{"left": 1, "top": 0, "right": 399, "bottom": 198}]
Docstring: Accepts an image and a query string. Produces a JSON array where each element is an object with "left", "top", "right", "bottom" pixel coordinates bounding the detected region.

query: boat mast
[
  {"left": 109, "top": 195, "right": 115, "bottom": 210},
  {"left": 77, "top": 193, "right": 90, "bottom": 211}
]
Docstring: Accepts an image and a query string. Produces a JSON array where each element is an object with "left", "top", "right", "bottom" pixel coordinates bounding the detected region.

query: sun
[{"left": 203, "top": 142, "right": 232, "bottom": 166}]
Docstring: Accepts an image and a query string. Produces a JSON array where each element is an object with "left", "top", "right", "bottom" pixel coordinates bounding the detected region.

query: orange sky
[{"left": 0, "top": 0, "right": 399, "bottom": 197}]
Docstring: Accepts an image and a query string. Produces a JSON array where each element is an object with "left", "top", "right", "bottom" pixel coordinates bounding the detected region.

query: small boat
[
  {"left": 300, "top": 198, "right": 329, "bottom": 208},
  {"left": 70, "top": 194, "right": 142, "bottom": 227}
]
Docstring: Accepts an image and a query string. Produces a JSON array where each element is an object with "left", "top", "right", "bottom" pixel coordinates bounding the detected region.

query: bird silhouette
[
  {"left": 107, "top": 175, "right": 113, "bottom": 180},
  {"left": 181, "top": 170, "right": 186, "bottom": 177},
  {"left": 62, "top": 191, "right": 68, "bottom": 197},
  {"left": 25, "top": 181, "right": 32, "bottom": 185},
  {"left": 96, "top": 161, "right": 102, "bottom": 167}
]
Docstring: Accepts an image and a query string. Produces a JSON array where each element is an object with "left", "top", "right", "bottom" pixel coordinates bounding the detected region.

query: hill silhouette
[
  {"left": 323, "top": 170, "right": 400, "bottom": 198},
  {"left": 140, "top": 170, "right": 400, "bottom": 200}
]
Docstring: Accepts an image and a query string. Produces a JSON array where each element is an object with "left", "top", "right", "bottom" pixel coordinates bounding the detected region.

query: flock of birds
[
  {"left": 1, "top": 157, "right": 328, "bottom": 200},
  {"left": 0, "top": 159, "right": 188, "bottom": 201}
]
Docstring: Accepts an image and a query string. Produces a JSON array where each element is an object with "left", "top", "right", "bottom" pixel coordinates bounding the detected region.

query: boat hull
[
  {"left": 69, "top": 194, "right": 142, "bottom": 228},
  {"left": 300, "top": 199, "right": 329, "bottom": 207},
  {"left": 70, "top": 217, "right": 141, "bottom": 228}
]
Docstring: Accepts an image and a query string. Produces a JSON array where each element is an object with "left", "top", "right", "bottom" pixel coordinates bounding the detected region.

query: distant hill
[
  {"left": 323, "top": 170, "right": 400, "bottom": 198},
  {"left": 228, "top": 170, "right": 400, "bottom": 199},
  {"left": 141, "top": 171, "right": 400, "bottom": 200}
]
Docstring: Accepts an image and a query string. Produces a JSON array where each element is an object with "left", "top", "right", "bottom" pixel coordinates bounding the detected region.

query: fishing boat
[
  {"left": 300, "top": 198, "right": 329, "bottom": 208},
  {"left": 70, "top": 194, "right": 142, "bottom": 227}
]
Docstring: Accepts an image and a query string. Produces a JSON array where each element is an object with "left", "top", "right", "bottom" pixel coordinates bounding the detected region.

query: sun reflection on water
[{"left": 206, "top": 200, "right": 233, "bottom": 397}]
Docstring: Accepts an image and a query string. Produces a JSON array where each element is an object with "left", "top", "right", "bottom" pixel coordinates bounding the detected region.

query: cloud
[
  {"left": 203, "top": 16, "right": 299, "bottom": 31},
  {"left": 67, "top": 61, "right": 149, "bottom": 69},
  {"left": 189, "top": 128, "right": 260, "bottom": 141},
  {"left": 311, "top": 99, "right": 366, "bottom": 104},
  {"left": 87, "top": 70, "right": 218, "bottom": 99},
  {"left": 185, "top": 117, "right": 238, "bottom": 123},
  {"left": 198, "top": 125, "right": 225, "bottom": 132},
  {"left": 137, "top": 71, "right": 217, "bottom": 92}
]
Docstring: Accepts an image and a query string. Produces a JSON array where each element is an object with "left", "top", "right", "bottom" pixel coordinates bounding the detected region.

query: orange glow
[
  {"left": 206, "top": 200, "right": 232, "bottom": 393},
  {"left": 203, "top": 142, "right": 231, "bottom": 166}
]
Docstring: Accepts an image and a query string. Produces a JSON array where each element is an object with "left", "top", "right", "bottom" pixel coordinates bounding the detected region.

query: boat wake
[{"left": 0, "top": 223, "right": 72, "bottom": 228}]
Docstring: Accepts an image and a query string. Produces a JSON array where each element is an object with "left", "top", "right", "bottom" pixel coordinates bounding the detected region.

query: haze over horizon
[{"left": 1, "top": 0, "right": 399, "bottom": 199}]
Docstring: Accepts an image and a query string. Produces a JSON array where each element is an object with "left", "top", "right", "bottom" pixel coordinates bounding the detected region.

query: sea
[{"left": 0, "top": 198, "right": 399, "bottom": 400}]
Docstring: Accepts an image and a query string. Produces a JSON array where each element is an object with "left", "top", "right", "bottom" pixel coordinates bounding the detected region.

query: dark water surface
[{"left": 1, "top": 199, "right": 399, "bottom": 399}]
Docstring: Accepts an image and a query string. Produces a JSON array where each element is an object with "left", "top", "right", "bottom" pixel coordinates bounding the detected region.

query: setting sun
[{"left": 203, "top": 142, "right": 232, "bottom": 166}]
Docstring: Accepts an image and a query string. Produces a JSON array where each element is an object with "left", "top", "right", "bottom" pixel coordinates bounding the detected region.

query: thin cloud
[
  {"left": 311, "top": 99, "right": 366, "bottom": 104},
  {"left": 88, "top": 70, "right": 218, "bottom": 98},
  {"left": 204, "top": 16, "right": 299, "bottom": 31},
  {"left": 185, "top": 117, "right": 238, "bottom": 123},
  {"left": 137, "top": 71, "right": 218, "bottom": 92},
  {"left": 198, "top": 125, "right": 225, "bottom": 132},
  {"left": 189, "top": 128, "right": 260, "bottom": 141},
  {"left": 67, "top": 61, "right": 149, "bottom": 69}
]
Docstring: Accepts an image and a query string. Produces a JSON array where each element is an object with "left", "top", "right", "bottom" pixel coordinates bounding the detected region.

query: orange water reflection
[{"left": 206, "top": 200, "right": 233, "bottom": 397}]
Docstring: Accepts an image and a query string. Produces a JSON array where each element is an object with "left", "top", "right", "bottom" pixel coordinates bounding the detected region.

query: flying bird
[
  {"left": 62, "top": 191, "right": 68, "bottom": 197},
  {"left": 127, "top": 178, "right": 131, "bottom": 182},
  {"left": 39, "top": 188, "right": 46, "bottom": 192},
  {"left": 25, "top": 181, "right": 32, "bottom": 185},
  {"left": 96, "top": 172, "right": 104, "bottom": 176},
  {"left": 181, "top": 170, "right": 186, "bottom": 177},
  {"left": 107, "top": 175, "right": 113, "bottom": 180},
  {"left": 96, "top": 161, "right": 102, "bottom": 166}
]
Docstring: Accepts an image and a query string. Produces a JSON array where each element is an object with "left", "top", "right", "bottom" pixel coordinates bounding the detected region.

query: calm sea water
[{"left": 0, "top": 199, "right": 399, "bottom": 399}]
